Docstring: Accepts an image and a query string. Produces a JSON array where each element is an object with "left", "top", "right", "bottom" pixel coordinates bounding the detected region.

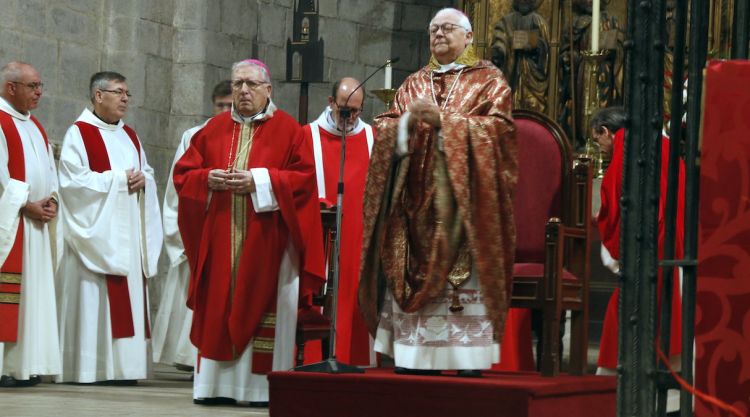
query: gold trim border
[
  {"left": 0, "top": 272, "right": 21, "bottom": 284},
  {"left": 0, "top": 293, "right": 21, "bottom": 304},
  {"left": 252, "top": 337, "right": 275, "bottom": 353},
  {"left": 260, "top": 314, "right": 277, "bottom": 327}
]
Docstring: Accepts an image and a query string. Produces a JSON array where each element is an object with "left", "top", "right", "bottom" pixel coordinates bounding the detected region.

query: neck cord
[{"left": 430, "top": 67, "right": 465, "bottom": 111}]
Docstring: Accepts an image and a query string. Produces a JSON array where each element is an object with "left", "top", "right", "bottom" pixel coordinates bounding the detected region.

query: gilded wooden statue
[
  {"left": 491, "top": 0, "right": 550, "bottom": 113},
  {"left": 559, "top": 0, "right": 625, "bottom": 147}
]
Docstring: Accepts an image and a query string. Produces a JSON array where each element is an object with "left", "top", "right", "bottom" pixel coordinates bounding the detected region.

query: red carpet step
[{"left": 268, "top": 368, "right": 616, "bottom": 417}]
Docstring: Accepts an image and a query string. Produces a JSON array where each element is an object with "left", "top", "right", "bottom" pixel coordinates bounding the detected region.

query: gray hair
[
  {"left": 590, "top": 106, "right": 627, "bottom": 134},
  {"left": 1, "top": 61, "right": 33, "bottom": 83},
  {"left": 231, "top": 60, "right": 271, "bottom": 83},
  {"left": 89, "top": 71, "right": 127, "bottom": 102},
  {"left": 430, "top": 8, "right": 473, "bottom": 33}
]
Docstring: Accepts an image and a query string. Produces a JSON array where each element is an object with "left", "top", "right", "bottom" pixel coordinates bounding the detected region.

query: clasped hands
[
  {"left": 125, "top": 169, "right": 146, "bottom": 194},
  {"left": 208, "top": 168, "right": 256, "bottom": 194},
  {"left": 407, "top": 98, "right": 441, "bottom": 130},
  {"left": 22, "top": 197, "right": 57, "bottom": 223}
]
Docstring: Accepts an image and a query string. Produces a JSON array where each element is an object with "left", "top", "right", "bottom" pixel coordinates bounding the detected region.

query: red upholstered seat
[
  {"left": 509, "top": 110, "right": 593, "bottom": 377},
  {"left": 513, "top": 117, "right": 564, "bottom": 264}
]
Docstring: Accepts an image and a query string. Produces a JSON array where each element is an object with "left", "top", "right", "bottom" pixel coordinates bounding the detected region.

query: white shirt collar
[
  {"left": 314, "top": 106, "right": 366, "bottom": 136},
  {"left": 0, "top": 96, "right": 31, "bottom": 121},
  {"left": 433, "top": 61, "right": 466, "bottom": 74},
  {"left": 231, "top": 99, "right": 277, "bottom": 125},
  {"left": 76, "top": 108, "right": 124, "bottom": 131}
]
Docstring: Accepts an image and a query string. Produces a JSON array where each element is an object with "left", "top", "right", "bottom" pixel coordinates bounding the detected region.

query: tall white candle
[
  {"left": 591, "top": 0, "right": 601, "bottom": 52},
  {"left": 384, "top": 63, "right": 392, "bottom": 89}
]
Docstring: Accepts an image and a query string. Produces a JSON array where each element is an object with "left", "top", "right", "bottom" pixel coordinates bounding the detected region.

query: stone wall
[
  {"left": 1, "top": 0, "right": 452, "bottom": 191},
  {"left": 313, "top": 0, "right": 452, "bottom": 122},
  {"left": 0, "top": 0, "right": 452, "bottom": 309}
]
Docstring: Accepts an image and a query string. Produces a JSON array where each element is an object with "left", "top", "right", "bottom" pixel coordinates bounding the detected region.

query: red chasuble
[
  {"left": 359, "top": 58, "right": 518, "bottom": 343},
  {"left": 302, "top": 122, "right": 372, "bottom": 366},
  {"left": 173, "top": 110, "right": 325, "bottom": 374},
  {"left": 597, "top": 128, "right": 685, "bottom": 368},
  {"left": 74, "top": 121, "right": 147, "bottom": 339},
  {"left": 0, "top": 112, "right": 47, "bottom": 342}
]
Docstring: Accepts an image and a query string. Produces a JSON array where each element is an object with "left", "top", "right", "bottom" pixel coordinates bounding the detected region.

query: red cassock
[
  {"left": 494, "top": 309, "right": 535, "bottom": 371},
  {"left": 173, "top": 110, "right": 325, "bottom": 373},
  {"left": 302, "top": 119, "right": 374, "bottom": 366},
  {"left": 597, "top": 128, "right": 685, "bottom": 368}
]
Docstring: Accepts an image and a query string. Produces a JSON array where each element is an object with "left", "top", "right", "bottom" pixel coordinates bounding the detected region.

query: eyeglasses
[
  {"left": 214, "top": 103, "right": 233, "bottom": 110},
  {"left": 333, "top": 102, "right": 362, "bottom": 117},
  {"left": 99, "top": 89, "right": 132, "bottom": 98},
  {"left": 231, "top": 79, "right": 268, "bottom": 90},
  {"left": 428, "top": 22, "right": 468, "bottom": 35},
  {"left": 11, "top": 81, "right": 44, "bottom": 91}
]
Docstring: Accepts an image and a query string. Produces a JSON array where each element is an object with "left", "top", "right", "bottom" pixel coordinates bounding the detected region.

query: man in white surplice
[
  {"left": 0, "top": 61, "right": 62, "bottom": 387},
  {"left": 57, "top": 71, "right": 163, "bottom": 383},
  {"left": 152, "top": 80, "right": 232, "bottom": 371}
]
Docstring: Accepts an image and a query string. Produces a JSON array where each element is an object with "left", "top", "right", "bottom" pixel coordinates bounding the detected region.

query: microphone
[
  {"left": 311, "top": 57, "right": 399, "bottom": 372},
  {"left": 339, "top": 57, "right": 400, "bottom": 118}
]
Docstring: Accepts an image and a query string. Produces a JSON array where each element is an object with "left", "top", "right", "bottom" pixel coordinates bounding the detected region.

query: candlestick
[
  {"left": 384, "top": 62, "right": 392, "bottom": 89},
  {"left": 580, "top": 50, "right": 607, "bottom": 178},
  {"left": 372, "top": 88, "right": 397, "bottom": 111},
  {"left": 591, "top": 0, "right": 601, "bottom": 52}
]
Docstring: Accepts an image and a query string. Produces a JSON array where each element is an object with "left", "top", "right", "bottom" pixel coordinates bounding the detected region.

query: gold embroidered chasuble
[
  {"left": 229, "top": 122, "right": 276, "bottom": 359},
  {"left": 359, "top": 51, "right": 518, "bottom": 343},
  {"left": 231, "top": 123, "right": 253, "bottom": 287}
]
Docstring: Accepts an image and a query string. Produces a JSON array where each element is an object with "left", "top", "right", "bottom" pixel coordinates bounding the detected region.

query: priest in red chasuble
[
  {"left": 301, "top": 77, "right": 375, "bottom": 366},
  {"left": 591, "top": 107, "right": 684, "bottom": 409},
  {"left": 359, "top": 8, "right": 518, "bottom": 376},
  {"left": 174, "top": 59, "right": 325, "bottom": 405}
]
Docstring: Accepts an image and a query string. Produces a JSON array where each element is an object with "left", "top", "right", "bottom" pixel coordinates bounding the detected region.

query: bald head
[
  {"left": 2, "top": 62, "right": 26, "bottom": 82},
  {"left": 329, "top": 77, "right": 364, "bottom": 130},
  {"left": 1, "top": 61, "right": 43, "bottom": 114},
  {"left": 331, "top": 77, "right": 364, "bottom": 106},
  {"left": 430, "top": 7, "right": 472, "bottom": 32}
]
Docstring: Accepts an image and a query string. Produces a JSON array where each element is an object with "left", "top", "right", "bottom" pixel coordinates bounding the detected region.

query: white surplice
[
  {"left": 151, "top": 123, "right": 204, "bottom": 367},
  {"left": 56, "top": 108, "right": 163, "bottom": 383},
  {"left": 374, "top": 271, "right": 500, "bottom": 370},
  {"left": 0, "top": 97, "right": 62, "bottom": 380}
]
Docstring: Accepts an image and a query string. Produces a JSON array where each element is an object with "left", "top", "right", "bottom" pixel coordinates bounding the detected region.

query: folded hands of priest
[
  {"left": 207, "top": 168, "right": 255, "bottom": 194},
  {"left": 125, "top": 169, "right": 146, "bottom": 193},
  {"left": 208, "top": 168, "right": 230, "bottom": 191},
  {"left": 225, "top": 169, "right": 255, "bottom": 194},
  {"left": 407, "top": 98, "right": 442, "bottom": 129},
  {"left": 22, "top": 197, "right": 58, "bottom": 223}
]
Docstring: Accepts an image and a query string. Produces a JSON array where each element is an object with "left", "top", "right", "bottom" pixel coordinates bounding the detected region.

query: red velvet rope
[{"left": 656, "top": 346, "right": 747, "bottom": 417}]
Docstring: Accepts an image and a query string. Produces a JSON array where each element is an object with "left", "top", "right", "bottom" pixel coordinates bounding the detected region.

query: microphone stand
[{"left": 295, "top": 58, "right": 398, "bottom": 374}]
